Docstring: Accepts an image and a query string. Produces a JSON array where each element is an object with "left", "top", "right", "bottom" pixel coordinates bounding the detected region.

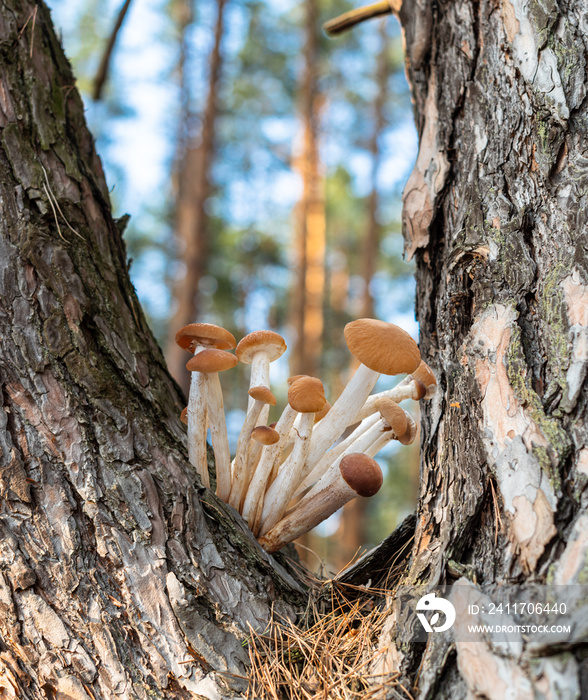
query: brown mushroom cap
[
  {"left": 180, "top": 407, "right": 188, "bottom": 425},
  {"left": 376, "top": 398, "right": 408, "bottom": 437},
  {"left": 287, "top": 377, "right": 326, "bottom": 414},
  {"left": 413, "top": 379, "right": 427, "bottom": 401},
  {"left": 314, "top": 399, "right": 331, "bottom": 423},
  {"left": 339, "top": 453, "right": 383, "bottom": 498},
  {"left": 287, "top": 374, "right": 309, "bottom": 386},
  {"left": 344, "top": 319, "right": 420, "bottom": 376},
  {"left": 251, "top": 425, "right": 280, "bottom": 445},
  {"left": 176, "top": 323, "right": 236, "bottom": 353},
  {"left": 411, "top": 361, "right": 437, "bottom": 388},
  {"left": 186, "top": 348, "right": 238, "bottom": 373},
  {"left": 398, "top": 418, "right": 417, "bottom": 445},
  {"left": 248, "top": 385, "right": 277, "bottom": 405},
  {"left": 236, "top": 330, "right": 287, "bottom": 364}
]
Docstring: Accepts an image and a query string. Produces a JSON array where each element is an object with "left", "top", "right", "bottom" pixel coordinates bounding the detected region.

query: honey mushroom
[
  {"left": 258, "top": 453, "right": 383, "bottom": 553},
  {"left": 172, "top": 318, "right": 422, "bottom": 554},
  {"left": 351, "top": 359, "right": 436, "bottom": 425},
  {"left": 175, "top": 323, "right": 236, "bottom": 489},
  {"left": 303, "top": 320, "right": 420, "bottom": 477},
  {"left": 241, "top": 376, "right": 309, "bottom": 534},
  {"left": 295, "top": 398, "right": 408, "bottom": 498},
  {"left": 258, "top": 377, "right": 326, "bottom": 537},
  {"left": 185, "top": 348, "right": 237, "bottom": 501},
  {"left": 229, "top": 385, "right": 276, "bottom": 511}
]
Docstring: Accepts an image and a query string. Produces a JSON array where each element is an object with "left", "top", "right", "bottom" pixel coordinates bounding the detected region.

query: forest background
[{"left": 45, "top": 0, "right": 420, "bottom": 570}]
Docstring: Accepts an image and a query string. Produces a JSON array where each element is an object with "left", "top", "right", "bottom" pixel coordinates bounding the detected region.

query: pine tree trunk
[
  {"left": 289, "top": 0, "right": 326, "bottom": 379},
  {"left": 370, "top": 0, "right": 588, "bottom": 694},
  {"left": 166, "top": 0, "right": 226, "bottom": 395},
  {"left": 335, "top": 22, "right": 389, "bottom": 571},
  {"left": 0, "top": 4, "right": 304, "bottom": 698}
]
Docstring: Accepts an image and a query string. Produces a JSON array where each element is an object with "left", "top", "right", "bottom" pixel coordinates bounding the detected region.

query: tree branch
[{"left": 92, "top": 0, "right": 133, "bottom": 101}]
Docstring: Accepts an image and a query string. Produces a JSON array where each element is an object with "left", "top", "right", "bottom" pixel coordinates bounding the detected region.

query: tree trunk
[
  {"left": 334, "top": 20, "right": 390, "bottom": 572},
  {"left": 166, "top": 0, "right": 226, "bottom": 395},
  {"left": 0, "top": 3, "right": 304, "bottom": 698},
  {"left": 289, "top": 0, "right": 326, "bottom": 380},
  {"left": 370, "top": 0, "right": 588, "bottom": 694}
]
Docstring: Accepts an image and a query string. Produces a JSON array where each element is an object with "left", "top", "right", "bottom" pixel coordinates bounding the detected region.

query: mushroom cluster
[{"left": 175, "top": 319, "right": 436, "bottom": 553}]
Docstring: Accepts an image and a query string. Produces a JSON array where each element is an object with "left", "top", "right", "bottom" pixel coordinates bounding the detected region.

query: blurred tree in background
[{"left": 47, "top": 0, "right": 419, "bottom": 573}]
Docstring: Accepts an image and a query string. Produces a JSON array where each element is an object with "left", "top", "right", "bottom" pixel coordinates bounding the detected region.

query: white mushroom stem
[
  {"left": 259, "top": 412, "right": 316, "bottom": 537},
  {"left": 249, "top": 351, "right": 271, "bottom": 388},
  {"left": 259, "top": 455, "right": 378, "bottom": 553},
  {"left": 351, "top": 378, "right": 426, "bottom": 424},
  {"left": 259, "top": 483, "right": 351, "bottom": 553},
  {"left": 246, "top": 403, "right": 270, "bottom": 474},
  {"left": 297, "top": 413, "right": 381, "bottom": 492},
  {"left": 229, "top": 399, "right": 266, "bottom": 510},
  {"left": 242, "top": 404, "right": 298, "bottom": 533},
  {"left": 364, "top": 430, "right": 396, "bottom": 458},
  {"left": 187, "top": 348, "right": 209, "bottom": 488},
  {"left": 305, "top": 363, "right": 380, "bottom": 473},
  {"left": 204, "top": 372, "right": 231, "bottom": 501}
]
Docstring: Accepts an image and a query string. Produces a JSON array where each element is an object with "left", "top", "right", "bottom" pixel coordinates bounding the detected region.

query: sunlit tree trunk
[
  {"left": 334, "top": 21, "right": 390, "bottom": 571},
  {"left": 166, "top": 0, "right": 227, "bottom": 395},
  {"left": 289, "top": 0, "right": 326, "bottom": 379},
  {"left": 0, "top": 4, "right": 303, "bottom": 698}
]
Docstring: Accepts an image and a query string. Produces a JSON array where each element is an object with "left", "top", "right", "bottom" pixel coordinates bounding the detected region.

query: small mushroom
[
  {"left": 397, "top": 411, "right": 417, "bottom": 445},
  {"left": 186, "top": 348, "right": 238, "bottom": 502},
  {"left": 411, "top": 360, "right": 437, "bottom": 399},
  {"left": 175, "top": 323, "right": 236, "bottom": 488},
  {"left": 305, "top": 319, "right": 420, "bottom": 473},
  {"left": 258, "top": 453, "right": 383, "bottom": 553},
  {"left": 297, "top": 399, "right": 408, "bottom": 495},
  {"left": 351, "top": 377, "right": 426, "bottom": 424},
  {"left": 241, "top": 378, "right": 307, "bottom": 533},
  {"left": 236, "top": 330, "right": 287, "bottom": 402},
  {"left": 259, "top": 377, "right": 326, "bottom": 537},
  {"left": 298, "top": 412, "right": 381, "bottom": 492},
  {"left": 251, "top": 425, "right": 280, "bottom": 446},
  {"left": 229, "top": 385, "right": 277, "bottom": 511}
]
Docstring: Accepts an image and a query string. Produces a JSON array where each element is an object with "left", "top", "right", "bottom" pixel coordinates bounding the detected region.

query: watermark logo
[{"left": 415, "top": 593, "right": 456, "bottom": 633}]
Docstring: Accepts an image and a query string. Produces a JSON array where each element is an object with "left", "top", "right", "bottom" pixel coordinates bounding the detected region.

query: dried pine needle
[{"left": 245, "top": 584, "right": 408, "bottom": 700}]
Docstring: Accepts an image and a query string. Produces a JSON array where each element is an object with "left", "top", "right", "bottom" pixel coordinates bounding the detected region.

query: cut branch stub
[
  {"left": 258, "top": 453, "right": 383, "bottom": 553},
  {"left": 186, "top": 348, "right": 238, "bottom": 502}
]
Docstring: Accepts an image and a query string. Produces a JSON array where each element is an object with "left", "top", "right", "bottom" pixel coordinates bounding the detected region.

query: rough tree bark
[
  {"left": 366, "top": 0, "right": 588, "bottom": 695},
  {"left": 0, "top": 3, "right": 304, "bottom": 699}
]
